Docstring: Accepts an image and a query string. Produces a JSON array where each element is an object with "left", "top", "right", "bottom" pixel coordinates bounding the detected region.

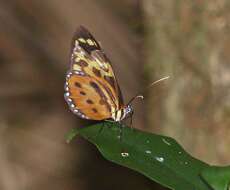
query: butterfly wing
[
  {"left": 70, "top": 26, "right": 124, "bottom": 108},
  {"left": 64, "top": 26, "right": 123, "bottom": 120},
  {"left": 65, "top": 72, "right": 112, "bottom": 120}
]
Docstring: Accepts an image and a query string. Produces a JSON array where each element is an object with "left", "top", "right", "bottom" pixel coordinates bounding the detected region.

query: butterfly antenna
[
  {"left": 127, "top": 95, "right": 144, "bottom": 105},
  {"left": 127, "top": 76, "right": 170, "bottom": 105},
  {"left": 147, "top": 76, "right": 170, "bottom": 89}
]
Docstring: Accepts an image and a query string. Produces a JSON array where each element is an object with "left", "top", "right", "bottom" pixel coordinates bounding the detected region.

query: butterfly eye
[{"left": 125, "top": 105, "right": 132, "bottom": 115}]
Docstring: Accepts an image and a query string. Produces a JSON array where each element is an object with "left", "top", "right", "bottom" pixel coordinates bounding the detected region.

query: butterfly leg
[
  {"left": 96, "top": 121, "right": 108, "bottom": 138},
  {"left": 104, "top": 119, "right": 116, "bottom": 128},
  {"left": 116, "top": 121, "right": 122, "bottom": 142},
  {"left": 129, "top": 112, "right": 133, "bottom": 129},
  {"left": 102, "top": 120, "right": 125, "bottom": 141}
]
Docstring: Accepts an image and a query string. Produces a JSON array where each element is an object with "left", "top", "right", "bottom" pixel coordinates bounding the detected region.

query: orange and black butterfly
[{"left": 64, "top": 26, "right": 139, "bottom": 122}]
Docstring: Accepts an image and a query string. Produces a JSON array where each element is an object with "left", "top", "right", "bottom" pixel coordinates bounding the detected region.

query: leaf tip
[{"left": 65, "top": 128, "right": 79, "bottom": 143}]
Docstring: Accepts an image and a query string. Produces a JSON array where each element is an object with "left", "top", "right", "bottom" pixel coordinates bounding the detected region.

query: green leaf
[
  {"left": 201, "top": 166, "right": 230, "bottom": 190},
  {"left": 69, "top": 122, "right": 212, "bottom": 190}
]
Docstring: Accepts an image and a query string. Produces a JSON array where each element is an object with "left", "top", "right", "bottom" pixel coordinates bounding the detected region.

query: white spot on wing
[
  {"left": 75, "top": 40, "right": 79, "bottom": 46},
  {"left": 75, "top": 57, "right": 80, "bottom": 62},
  {"left": 74, "top": 70, "right": 85, "bottom": 76},
  {"left": 66, "top": 72, "right": 72, "bottom": 78},
  {"left": 80, "top": 50, "right": 85, "bottom": 56}
]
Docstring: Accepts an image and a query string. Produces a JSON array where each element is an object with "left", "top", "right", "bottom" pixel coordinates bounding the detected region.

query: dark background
[{"left": 0, "top": 1, "right": 229, "bottom": 190}]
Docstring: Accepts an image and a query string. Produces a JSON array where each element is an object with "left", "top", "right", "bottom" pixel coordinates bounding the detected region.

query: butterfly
[{"left": 64, "top": 26, "right": 142, "bottom": 123}]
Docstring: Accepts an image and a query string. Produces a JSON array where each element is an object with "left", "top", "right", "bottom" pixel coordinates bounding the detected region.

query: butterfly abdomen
[
  {"left": 112, "top": 109, "right": 123, "bottom": 122},
  {"left": 112, "top": 105, "right": 133, "bottom": 122}
]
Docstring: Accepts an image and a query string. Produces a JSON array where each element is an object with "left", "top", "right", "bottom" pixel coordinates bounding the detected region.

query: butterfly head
[
  {"left": 114, "top": 95, "right": 145, "bottom": 122},
  {"left": 123, "top": 104, "right": 133, "bottom": 119}
]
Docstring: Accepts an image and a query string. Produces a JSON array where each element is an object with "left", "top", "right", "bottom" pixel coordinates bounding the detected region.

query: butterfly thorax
[{"left": 111, "top": 105, "right": 133, "bottom": 122}]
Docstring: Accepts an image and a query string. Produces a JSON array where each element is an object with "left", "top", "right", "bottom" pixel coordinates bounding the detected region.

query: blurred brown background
[{"left": 0, "top": 0, "right": 229, "bottom": 190}]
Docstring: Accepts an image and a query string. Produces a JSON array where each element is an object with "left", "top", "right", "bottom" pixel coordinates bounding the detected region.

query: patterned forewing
[
  {"left": 65, "top": 72, "right": 113, "bottom": 120},
  {"left": 70, "top": 26, "right": 124, "bottom": 110}
]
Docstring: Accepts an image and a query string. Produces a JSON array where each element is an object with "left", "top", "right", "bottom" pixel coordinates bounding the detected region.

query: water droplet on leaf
[
  {"left": 162, "top": 138, "right": 171, "bottom": 146},
  {"left": 155, "top": 156, "right": 164, "bottom": 162},
  {"left": 121, "top": 152, "right": 129, "bottom": 157}
]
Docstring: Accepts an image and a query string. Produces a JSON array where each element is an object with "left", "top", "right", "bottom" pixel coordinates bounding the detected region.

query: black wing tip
[
  {"left": 73, "top": 25, "right": 96, "bottom": 43},
  {"left": 73, "top": 25, "right": 91, "bottom": 39},
  {"left": 71, "top": 25, "right": 101, "bottom": 53},
  {"left": 76, "top": 25, "right": 90, "bottom": 34}
]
